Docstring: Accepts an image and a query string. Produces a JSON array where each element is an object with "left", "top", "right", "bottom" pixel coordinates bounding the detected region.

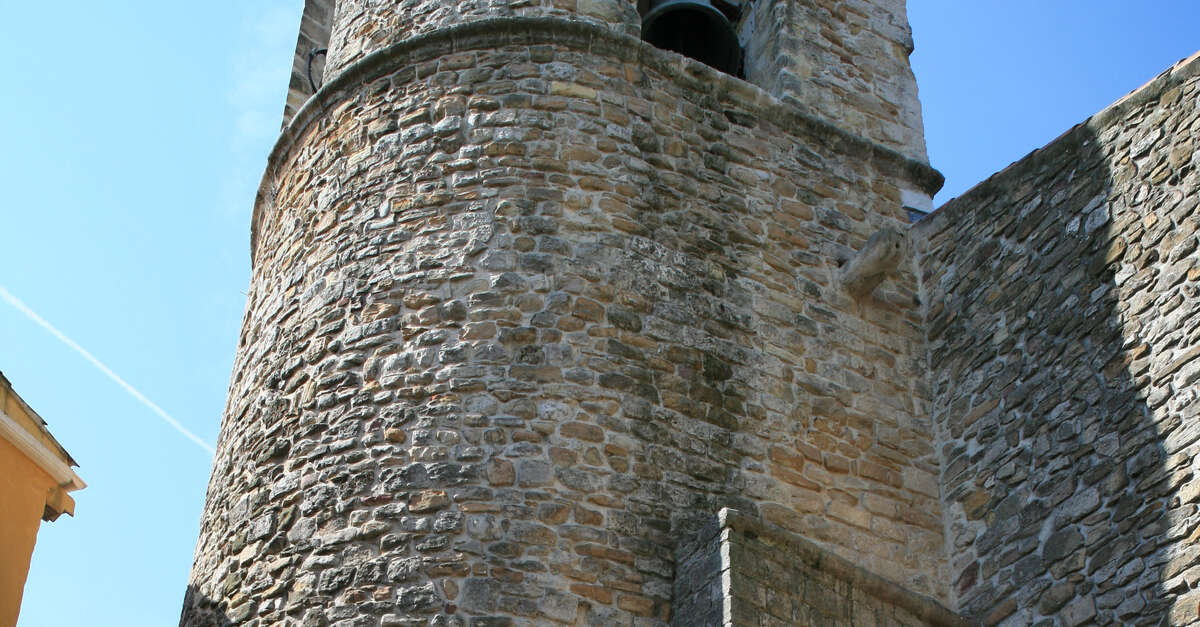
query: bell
[{"left": 642, "top": 0, "right": 742, "bottom": 76}]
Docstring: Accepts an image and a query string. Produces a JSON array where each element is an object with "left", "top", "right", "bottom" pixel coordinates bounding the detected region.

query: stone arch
[{"left": 637, "top": 0, "right": 744, "bottom": 76}]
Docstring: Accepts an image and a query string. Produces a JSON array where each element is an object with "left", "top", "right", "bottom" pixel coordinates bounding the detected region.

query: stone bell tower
[{"left": 182, "top": 0, "right": 951, "bottom": 624}]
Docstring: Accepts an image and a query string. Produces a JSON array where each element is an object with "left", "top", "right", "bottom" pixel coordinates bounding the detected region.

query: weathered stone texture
[
  {"left": 319, "top": 0, "right": 928, "bottom": 162},
  {"left": 672, "top": 509, "right": 964, "bottom": 627},
  {"left": 916, "top": 52, "right": 1200, "bottom": 625},
  {"left": 187, "top": 0, "right": 1200, "bottom": 623},
  {"left": 284, "top": 0, "right": 335, "bottom": 126},
  {"left": 183, "top": 14, "right": 945, "bottom": 627},
  {"left": 740, "top": 0, "right": 927, "bottom": 162},
  {"left": 324, "top": 0, "right": 641, "bottom": 77}
]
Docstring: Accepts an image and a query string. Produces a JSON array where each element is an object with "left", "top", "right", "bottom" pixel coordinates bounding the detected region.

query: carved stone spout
[{"left": 840, "top": 227, "right": 909, "bottom": 298}]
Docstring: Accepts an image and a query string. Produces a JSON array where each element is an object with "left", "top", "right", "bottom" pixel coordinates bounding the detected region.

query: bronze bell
[{"left": 641, "top": 0, "right": 742, "bottom": 75}]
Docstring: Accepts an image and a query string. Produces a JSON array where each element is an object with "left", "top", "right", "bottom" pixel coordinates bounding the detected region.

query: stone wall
[
  {"left": 741, "top": 0, "right": 927, "bottom": 162},
  {"left": 183, "top": 13, "right": 947, "bottom": 627},
  {"left": 672, "top": 509, "right": 964, "bottom": 627},
  {"left": 670, "top": 513, "right": 724, "bottom": 626},
  {"left": 284, "top": 0, "right": 335, "bottom": 127},
  {"left": 323, "top": 0, "right": 641, "bottom": 77},
  {"left": 916, "top": 52, "right": 1200, "bottom": 625},
  {"left": 317, "top": 0, "right": 928, "bottom": 163}
]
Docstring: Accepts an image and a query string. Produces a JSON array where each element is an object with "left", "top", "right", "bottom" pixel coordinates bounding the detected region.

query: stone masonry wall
[
  {"left": 320, "top": 0, "right": 928, "bottom": 163},
  {"left": 284, "top": 0, "right": 335, "bottom": 126},
  {"left": 741, "top": 0, "right": 927, "bottom": 162},
  {"left": 183, "top": 16, "right": 946, "bottom": 627},
  {"left": 672, "top": 509, "right": 965, "bottom": 627},
  {"left": 670, "top": 515, "right": 724, "bottom": 626},
  {"left": 324, "top": 0, "right": 641, "bottom": 77},
  {"left": 917, "top": 52, "right": 1200, "bottom": 625}
]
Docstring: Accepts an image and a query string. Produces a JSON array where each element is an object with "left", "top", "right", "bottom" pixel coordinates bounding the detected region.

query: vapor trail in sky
[{"left": 0, "top": 285, "right": 215, "bottom": 455}]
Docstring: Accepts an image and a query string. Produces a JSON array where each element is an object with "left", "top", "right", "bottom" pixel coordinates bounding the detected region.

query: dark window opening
[{"left": 640, "top": 0, "right": 744, "bottom": 77}]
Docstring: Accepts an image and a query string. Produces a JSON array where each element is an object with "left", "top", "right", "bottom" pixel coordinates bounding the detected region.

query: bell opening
[{"left": 642, "top": 1, "right": 742, "bottom": 77}]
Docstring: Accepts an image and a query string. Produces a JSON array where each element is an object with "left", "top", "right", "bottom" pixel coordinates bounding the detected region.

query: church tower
[{"left": 183, "top": 1, "right": 953, "bottom": 624}]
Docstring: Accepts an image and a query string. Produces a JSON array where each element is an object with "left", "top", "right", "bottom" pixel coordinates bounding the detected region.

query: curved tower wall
[
  {"left": 323, "top": 0, "right": 640, "bottom": 76},
  {"left": 297, "top": 0, "right": 929, "bottom": 162},
  {"left": 185, "top": 3, "right": 944, "bottom": 625}
]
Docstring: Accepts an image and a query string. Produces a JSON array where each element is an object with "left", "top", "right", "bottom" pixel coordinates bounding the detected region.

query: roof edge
[{"left": 0, "top": 406, "right": 86, "bottom": 495}]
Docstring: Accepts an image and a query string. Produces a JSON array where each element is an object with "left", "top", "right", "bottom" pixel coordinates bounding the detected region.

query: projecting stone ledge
[
  {"left": 673, "top": 508, "right": 969, "bottom": 627},
  {"left": 840, "top": 227, "right": 910, "bottom": 299}
]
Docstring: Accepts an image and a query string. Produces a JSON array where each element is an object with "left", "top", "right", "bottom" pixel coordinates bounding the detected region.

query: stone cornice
[{"left": 251, "top": 16, "right": 945, "bottom": 264}]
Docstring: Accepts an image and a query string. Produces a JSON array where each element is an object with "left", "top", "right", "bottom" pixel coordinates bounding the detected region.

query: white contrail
[{"left": 0, "top": 285, "right": 215, "bottom": 455}]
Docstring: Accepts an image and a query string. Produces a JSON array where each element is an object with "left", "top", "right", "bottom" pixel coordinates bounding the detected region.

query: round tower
[{"left": 184, "top": 1, "right": 945, "bottom": 625}]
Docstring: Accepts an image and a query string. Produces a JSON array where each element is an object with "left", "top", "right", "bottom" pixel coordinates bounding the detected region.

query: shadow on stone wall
[
  {"left": 918, "top": 61, "right": 1199, "bottom": 625},
  {"left": 672, "top": 508, "right": 967, "bottom": 626},
  {"left": 180, "top": 586, "right": 233, "bottom": 626}
]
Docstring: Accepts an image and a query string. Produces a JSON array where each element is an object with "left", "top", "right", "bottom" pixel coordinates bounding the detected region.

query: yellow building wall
[{"left": 0, "top": 435, "right": 60, "bottom": 627}]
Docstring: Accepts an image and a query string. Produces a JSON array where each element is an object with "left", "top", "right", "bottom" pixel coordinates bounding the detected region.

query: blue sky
[
  {"left": 1, "top": 2, "right": 1196, "bottom": 625},
  {"left": 910, "top": 2, "right": 1200, "bottom": 203}
]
